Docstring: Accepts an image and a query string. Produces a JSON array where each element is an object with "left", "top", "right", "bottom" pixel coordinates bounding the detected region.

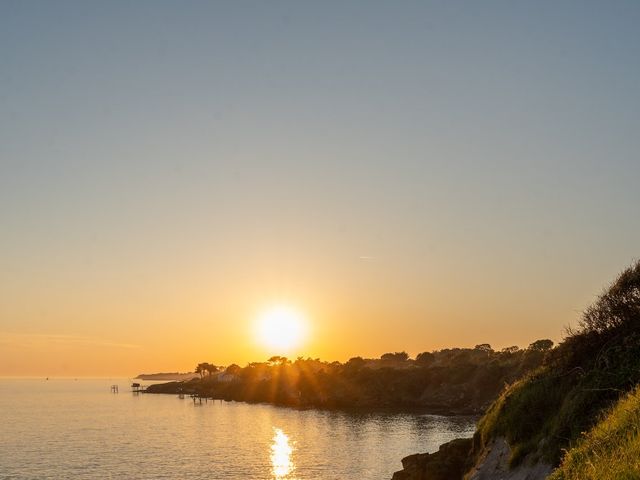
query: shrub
[{"left": 475, "top": 261, "right": 640, "bottom": 467}]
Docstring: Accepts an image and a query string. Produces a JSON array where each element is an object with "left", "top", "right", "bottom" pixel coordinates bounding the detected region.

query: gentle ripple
[{"left": 0, "top": 378, "right": 476, "bottom": 479}]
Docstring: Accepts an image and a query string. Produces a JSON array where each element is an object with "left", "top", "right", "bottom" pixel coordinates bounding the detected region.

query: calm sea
[{"left": 0, "top": 378, "right": 476, "bottom": 479}]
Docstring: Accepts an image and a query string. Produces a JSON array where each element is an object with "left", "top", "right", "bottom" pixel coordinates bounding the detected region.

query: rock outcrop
[
  {"left": 391, "top": 436, "right": 552, "bottom": 480},
  {"left": 391, "top": 438, "right": 473, "bottom": 480},
  {"left": 466, "top": 437, "right": 552, "bottom": 480}
]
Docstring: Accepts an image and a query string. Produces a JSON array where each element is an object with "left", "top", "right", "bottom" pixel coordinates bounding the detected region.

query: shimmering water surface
[{"left": 0, "top": 379, "right": 476, "bottom": 479}]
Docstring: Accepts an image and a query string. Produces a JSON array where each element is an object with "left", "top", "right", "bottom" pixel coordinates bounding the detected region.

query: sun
[{"left": 255, "top": 305, "right": 308, "bottom": 353}]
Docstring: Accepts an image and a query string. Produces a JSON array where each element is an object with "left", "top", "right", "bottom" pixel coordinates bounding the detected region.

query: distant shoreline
[
  {"left": 135, "top": 372, "right": 199, "bottom": 381},
  {"left": 143, "top": 346, "right": 550, "bottom": 417},
  {"left": 146, "top": 384, "right": 483, "bottom": 417}
]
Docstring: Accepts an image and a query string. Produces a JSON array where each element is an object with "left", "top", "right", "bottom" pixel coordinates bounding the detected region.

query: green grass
[
  {"left": 549, "top": 386, "right": 640, "bottom": 480},
  {"left": 473, "top": 261, "right": 640, "bottom": 468},
  {"left": 475, "top": 367, "right": 580, "bottom": 465},
  {"left": 475, "top": 334, "right": 640, "bottom": 466}
]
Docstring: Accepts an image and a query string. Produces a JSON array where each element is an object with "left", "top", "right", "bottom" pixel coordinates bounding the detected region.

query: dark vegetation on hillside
[
  {"left": 476, "top": 261, "right": 640, "bottom": 467},
  {"left": 135, "top": 372, "right": 198, "bottom": 380},
  {"left": 147, "top": 342, "right": 550, "bottom": 414}
]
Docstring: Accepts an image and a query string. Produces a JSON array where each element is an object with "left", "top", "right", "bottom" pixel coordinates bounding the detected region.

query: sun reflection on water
[{"left": 271, "top": 428, "right": 295, "bottom": 479}]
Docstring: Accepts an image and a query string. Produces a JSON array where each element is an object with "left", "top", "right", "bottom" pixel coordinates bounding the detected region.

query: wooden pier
[
  {"left": 190, "top": 394, "right": 209, "bottom": 404},
  {"left": 131, "top": 382, "right": 147, "bottom": 393}
]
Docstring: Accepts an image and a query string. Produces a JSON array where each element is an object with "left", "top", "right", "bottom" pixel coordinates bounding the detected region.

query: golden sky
[{"left": 2, "top": 2, "right": 640, "bottom": 376}]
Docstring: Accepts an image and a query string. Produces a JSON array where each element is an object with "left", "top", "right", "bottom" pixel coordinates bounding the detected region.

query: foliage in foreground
[
  {"left": 475, "top": 261, "right": 640, "bottom": 467},
  {"left": 549, "top": 386, "right": 640, "bottom": 480}
]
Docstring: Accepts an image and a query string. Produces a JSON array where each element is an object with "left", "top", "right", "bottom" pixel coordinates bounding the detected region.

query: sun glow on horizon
[{"left": 255, "top": 305, "right": 308, "bottom": 354}]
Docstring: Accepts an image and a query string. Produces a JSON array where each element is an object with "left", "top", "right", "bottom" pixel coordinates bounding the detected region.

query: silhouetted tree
[
  {"left": 527, "top": 339, "right": 554, "bottom": 352},
  {"left": 381, "top": 351, "right": 409, "bottom": 362},
  {"left": 345, "top": 357, "right": 366, "bottom": 369},
  {"left": 501, "top": 346, "right": 520, "bottom": 354},
  {"left": 225, "top": 364, "right": 242, "bottom": 375},
  {"left": 415, "top": 351, "right": 435, "bottom": 366},
  {"left": 474, "top": 343, "right": 493, "bottom": 353},
  {"left": 580, "top": 261, "right": 640, "bottom": 334},
  {"left": 268, "top": 356, "right": 289, "bottom": 365},
  {"left": 195, "top": 362, "right": 208, "bottom": 379}
]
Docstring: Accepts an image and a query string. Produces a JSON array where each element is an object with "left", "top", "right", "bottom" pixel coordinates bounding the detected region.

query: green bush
[{"left": 475, "top": 261, "right": 640, "bottom": 467}]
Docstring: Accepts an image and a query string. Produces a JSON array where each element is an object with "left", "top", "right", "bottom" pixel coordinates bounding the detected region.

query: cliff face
[
  {"left": 465, "top": 438, "right": 552, "bottom": 480},
  {"left": 390, "top": 436, "right": 552, "bottom": 480}
]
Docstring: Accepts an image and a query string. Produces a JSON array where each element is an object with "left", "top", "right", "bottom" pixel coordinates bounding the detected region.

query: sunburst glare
[{"left": 255, "top": 306, "right": 308, "bottom": 353}]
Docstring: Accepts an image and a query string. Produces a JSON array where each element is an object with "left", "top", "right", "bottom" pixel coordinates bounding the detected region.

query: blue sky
[{"left": 1, "top": 1, "right": 640, "bottom": 374}]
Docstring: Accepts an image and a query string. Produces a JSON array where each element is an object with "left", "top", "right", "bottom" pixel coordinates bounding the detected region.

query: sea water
[{"left": 0, "top": 378, "right": 476, "bottom": 479}]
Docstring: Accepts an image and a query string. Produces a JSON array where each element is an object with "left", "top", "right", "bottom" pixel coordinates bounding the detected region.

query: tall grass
[
  {"left": 474, "top": 261, "right": 640, "bottom": 467},
  {"left": 549, "top": 386, "right": 640, "bottom": 480}
]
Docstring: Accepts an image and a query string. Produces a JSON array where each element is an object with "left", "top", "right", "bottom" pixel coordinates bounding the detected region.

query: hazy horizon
[{"left": 2, "top": 1, "right": 640, "bottom": 376}]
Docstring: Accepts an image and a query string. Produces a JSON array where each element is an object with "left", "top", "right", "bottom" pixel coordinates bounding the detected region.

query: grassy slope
[
  {"left": 473, "top": 261, "right": 640, "bottom": 468},
  {"left": 549, "top": 386, "right": 640, "bottom": 480}
]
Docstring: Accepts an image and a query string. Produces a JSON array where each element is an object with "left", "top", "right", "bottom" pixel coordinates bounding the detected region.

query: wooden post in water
[
  {"left": 110, "top": 385, "right": 119, "bottom": 393},
  {"left": 131, "top": 382, "right": 145, "bottom": 394},
  {"left": 190, "top": 394, "right": 204, "bottom": 404}
]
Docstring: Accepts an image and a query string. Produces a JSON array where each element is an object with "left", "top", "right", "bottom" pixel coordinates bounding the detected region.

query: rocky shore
[
  {"left": 392, "top": 262, "right": 640, "bottom": 480},
  {"left": 391, "top": 438, "right": 473, "bottom": 480},
  {"left": 391, "top": 436, "right": 552, "bottom": 480}
]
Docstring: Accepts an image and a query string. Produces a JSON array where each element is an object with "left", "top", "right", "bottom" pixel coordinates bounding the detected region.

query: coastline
[{"left": 144, "top": 380, "right": 487, "bottom": 416}]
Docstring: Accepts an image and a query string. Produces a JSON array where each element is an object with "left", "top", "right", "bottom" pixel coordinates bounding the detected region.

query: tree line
[{"left": 148, "top": 340, "right": 554, "bottom": 414}]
